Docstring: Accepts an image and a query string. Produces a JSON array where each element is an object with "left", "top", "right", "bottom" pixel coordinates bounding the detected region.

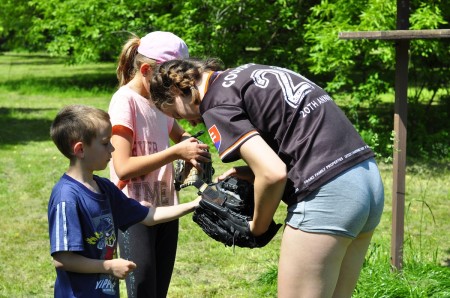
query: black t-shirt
[{"left": 200, "top": 64, "right": 374, "bottom": 205}]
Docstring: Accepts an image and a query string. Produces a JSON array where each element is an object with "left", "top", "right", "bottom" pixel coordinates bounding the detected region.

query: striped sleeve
[{"left": 49, "top": 201, "right": 84, "bottom": 255}]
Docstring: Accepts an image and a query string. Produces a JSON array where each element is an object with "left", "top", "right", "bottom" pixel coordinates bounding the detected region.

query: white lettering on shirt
[{"left": 222, "top": 64, "right": 255, "bottom": 88}]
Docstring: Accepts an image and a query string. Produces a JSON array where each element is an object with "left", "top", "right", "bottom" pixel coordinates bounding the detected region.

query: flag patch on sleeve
[{"left": 208, "top": 125, "right": 221, "bottom": 151}]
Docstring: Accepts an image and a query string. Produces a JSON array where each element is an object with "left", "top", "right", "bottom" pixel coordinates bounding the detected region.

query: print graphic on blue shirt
[{"left": 87, "top": 215, "right": 117, "bottom": 295}]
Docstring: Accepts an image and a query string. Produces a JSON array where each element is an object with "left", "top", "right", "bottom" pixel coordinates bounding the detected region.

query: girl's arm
[
  {"left": 52, "top": 251, "right": 136, "bottom": 279},
  {"left": 111, "top": 127, "right": 210, "bottom": 180},
  {"left": 239, "top": 135, "right": 287, "bottom": 236},
  {"left": 141, "top": 197, "right": 201, "bottom": 226}
]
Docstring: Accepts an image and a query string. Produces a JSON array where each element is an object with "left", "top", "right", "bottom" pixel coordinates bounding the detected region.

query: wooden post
[
  {"left": 391, "top": 0, "right": 409, "bottom": 270},
  {"left": 339, "top": 1, "right": 450, "bottom": 271}
]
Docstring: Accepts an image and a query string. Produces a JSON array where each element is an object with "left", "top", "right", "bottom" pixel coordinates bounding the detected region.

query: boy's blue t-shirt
[{"left": 48, "top": 174, "right": 149, "bottom": 297}]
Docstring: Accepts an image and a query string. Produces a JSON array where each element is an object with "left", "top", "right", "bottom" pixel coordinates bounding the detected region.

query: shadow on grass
[
  {"left": 1, "top": 73, "right": 118, "bottom": 93},
  {"left": 0, "top": 107, "right": 53, "bottom": 146},
  {"left": 0, "top": 52, "right": 117, "bottom": 92},
  {"left": 0, "top": 52, "right": 58, "bottom": 59},
  {"left": 0, "top": 53, "right": 67, "bottom": 65}
]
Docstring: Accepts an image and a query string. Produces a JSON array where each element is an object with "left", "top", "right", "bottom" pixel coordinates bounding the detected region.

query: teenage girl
[{"left": 149, "top": 58, "right": 385, "bottom": 298}]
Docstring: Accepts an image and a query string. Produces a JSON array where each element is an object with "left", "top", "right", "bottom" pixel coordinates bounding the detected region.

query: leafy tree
[
  {"left": 26, "top": 0, "right": 151, "bottom": 62},
  {"left": 304, "top": 1, "right": 448, "bottom": 93},
  {"left": 149, "top": 0, "right": 320, "bottom": 72},
  {"left": 304, "top": 0, "right": 449, "bottom": 159},
  {"left": 1, "top": 0, "right": 448, "bottom": 160},
  {"left": 0, "top": 0, "right": 40, "bottom": 51},
  {"left": 1, "top": 0, "right": 322, "bottom": 68}
]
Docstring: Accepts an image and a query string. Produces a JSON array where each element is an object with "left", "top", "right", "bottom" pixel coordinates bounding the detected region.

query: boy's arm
[
  {"left": 141, "top": 197, "right": 201, "bottom": 226},
  {"left": 52, "top": 251, "right": 136, "bottom": 279}
]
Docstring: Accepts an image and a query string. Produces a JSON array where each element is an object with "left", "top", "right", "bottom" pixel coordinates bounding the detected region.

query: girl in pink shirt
[{"left": 108, "top": 31, "right": 210, "bottom": 298}]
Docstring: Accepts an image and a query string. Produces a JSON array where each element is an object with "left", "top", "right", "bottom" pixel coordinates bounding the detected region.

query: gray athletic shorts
[{"left": 285, "top": 158, "right": 385, "bottom": 239}]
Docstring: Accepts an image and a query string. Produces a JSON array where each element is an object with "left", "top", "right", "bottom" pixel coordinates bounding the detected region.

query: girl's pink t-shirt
[{"left": 108, "top": 85, "right": 178, "bottom": 207}]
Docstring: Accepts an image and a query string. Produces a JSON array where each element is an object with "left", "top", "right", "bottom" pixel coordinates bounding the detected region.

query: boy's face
[{"left": 83, "top": 121, "right": 114, "bottom": 172}]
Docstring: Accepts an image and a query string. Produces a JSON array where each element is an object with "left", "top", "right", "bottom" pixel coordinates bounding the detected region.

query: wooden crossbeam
[
  {"left": 339, "top": 29, "right": 450, "bottom": 40},
  {"left": 338, "top": 1, "right": 449, "bottom": 271}
]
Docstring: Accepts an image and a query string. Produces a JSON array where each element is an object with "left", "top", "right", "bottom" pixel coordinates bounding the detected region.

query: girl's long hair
[{"left": 150, "top": 58, "right": 224, "bottom": 110}]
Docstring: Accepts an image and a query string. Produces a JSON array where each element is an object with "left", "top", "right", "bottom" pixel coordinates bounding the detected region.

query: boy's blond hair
[{"left": 50, "top": 105, "right": 110, "bottom": 159}]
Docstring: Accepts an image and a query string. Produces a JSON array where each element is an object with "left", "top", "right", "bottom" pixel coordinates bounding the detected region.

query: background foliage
[{"left": 1, "top": 0, "right": 448, "bottom": 162}]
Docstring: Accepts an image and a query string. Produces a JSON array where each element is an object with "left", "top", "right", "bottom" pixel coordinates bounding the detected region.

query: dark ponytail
[{"left": 116, "top": 33, "right": 158, "bottom": 87}]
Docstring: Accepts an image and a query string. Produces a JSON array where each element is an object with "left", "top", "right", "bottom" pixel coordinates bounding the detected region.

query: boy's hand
[
  {"left": 107, "top": 258, "right": 137, "bottom": 279},
  {"left": 192, "top": 196, "right": 202, "bottom": 207},
  {"left": 139, "top": 200, "right": 152, "bottom": 208}
]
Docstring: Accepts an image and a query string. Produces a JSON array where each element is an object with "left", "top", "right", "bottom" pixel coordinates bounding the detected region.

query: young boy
[{"left": 48, "top": 105, "right": 199, "bottom": 297}]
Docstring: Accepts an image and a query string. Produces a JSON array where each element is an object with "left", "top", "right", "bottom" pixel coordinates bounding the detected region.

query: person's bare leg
[
  {"left": 332, "top": 230, "right": 374, "bottom": 298},
  {"left": 278, "top": 225, "right": 352, "bottom": 298}
]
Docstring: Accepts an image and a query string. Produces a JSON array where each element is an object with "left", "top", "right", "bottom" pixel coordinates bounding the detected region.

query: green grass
[{"left": 0, "top": 52, "right": 449, "bottom": 297}]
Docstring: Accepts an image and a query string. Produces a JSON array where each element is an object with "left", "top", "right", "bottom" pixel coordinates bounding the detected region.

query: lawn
[{"left": 0, "top": 52, "right": 448, "bottom": 297}]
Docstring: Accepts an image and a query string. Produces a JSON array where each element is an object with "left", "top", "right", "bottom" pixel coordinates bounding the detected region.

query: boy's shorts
[{"left": 285, "top": 158, "right": 385, "bottom": 239}]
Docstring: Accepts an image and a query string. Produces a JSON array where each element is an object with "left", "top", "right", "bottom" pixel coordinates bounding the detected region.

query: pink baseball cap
[{"left": 137, "top": 31, "right": 189, "bottom": 63}]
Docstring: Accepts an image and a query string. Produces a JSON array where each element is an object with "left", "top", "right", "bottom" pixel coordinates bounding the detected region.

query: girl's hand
[
  {"left": 248, "top": 220, "right": 270, "bottom": 237},
  {"left": 175, "top": 137, "right": 211, "bottom": 169},
  {"left": 217, "top": 166, "right": 255, "bottom": 183}
]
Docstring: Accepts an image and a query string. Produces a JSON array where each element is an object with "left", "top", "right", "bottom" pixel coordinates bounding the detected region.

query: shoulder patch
[{"left": 208, "top": 125, "right": 222, "bottom": 151}]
